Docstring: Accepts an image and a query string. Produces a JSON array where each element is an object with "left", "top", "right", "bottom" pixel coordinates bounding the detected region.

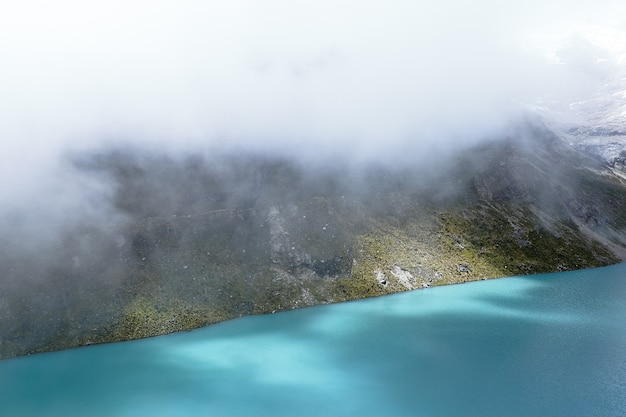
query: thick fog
[
  {"left": 2, "top": 1, "right": 626, "bottom": 357},
  {"left": 1, "top": 0, "right": 625, "bottom": 236}
]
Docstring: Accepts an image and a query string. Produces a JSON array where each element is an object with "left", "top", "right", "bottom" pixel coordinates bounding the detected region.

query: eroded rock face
[{"left": 2, "top": 121, "right": 626, "bottom": 359}]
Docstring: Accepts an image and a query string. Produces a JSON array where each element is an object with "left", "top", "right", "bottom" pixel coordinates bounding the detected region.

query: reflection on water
[{"left": 1, "top": 264, "right": 625, "bottom": 417}]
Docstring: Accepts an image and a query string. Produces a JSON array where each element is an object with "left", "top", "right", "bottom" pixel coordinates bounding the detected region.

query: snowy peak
[{"left": 528, "top": 25, "right": 626, "bottom": 167}]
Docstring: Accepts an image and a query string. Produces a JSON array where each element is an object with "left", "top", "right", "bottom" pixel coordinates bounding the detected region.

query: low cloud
[
  {"left": 0, "top": 0, "right": 625, "bottom": 229},
  {"left": 2, "top": 2, "right": 626, "bottom": 353}
]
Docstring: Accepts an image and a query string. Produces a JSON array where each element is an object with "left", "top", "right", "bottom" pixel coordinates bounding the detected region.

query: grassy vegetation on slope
[{"left": 1, "top": 126, "right": 626, "bottom": 358}]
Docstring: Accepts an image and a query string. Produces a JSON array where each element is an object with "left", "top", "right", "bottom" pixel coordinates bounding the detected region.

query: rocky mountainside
[
  {"left": 521, "top": 24, "right": 626, "bottom": 175},
  {"left": 543, "top": 70, "right": 626, "bottom": 171},
  {"left": 1, "top": 120, "right": 626, "bottom": 359}
]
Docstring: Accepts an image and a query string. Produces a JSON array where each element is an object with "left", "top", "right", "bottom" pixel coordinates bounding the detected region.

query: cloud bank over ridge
[{"left": 0, "top": 0, "right": 625, "bottom": 220}]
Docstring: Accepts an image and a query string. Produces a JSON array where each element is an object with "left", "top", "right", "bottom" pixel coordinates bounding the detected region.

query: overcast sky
[{"left": 1, "top": 0, "right": 625, "bottom": 212}]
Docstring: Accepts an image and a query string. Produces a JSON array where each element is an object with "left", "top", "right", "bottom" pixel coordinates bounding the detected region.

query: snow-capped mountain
[{"left": 534, "top": 25, "right": 626, "bottom": 169}]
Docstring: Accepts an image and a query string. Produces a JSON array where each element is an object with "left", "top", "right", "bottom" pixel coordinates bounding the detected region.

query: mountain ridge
[{"left": 1, "top": 120, "right": 626, "bottom": 359}]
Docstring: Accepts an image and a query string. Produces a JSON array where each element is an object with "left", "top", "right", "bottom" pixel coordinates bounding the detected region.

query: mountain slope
[{"left": 1, "top": 121, "right": 626, "bottom": 358}]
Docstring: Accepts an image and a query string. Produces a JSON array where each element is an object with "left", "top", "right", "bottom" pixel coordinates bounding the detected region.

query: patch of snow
[
  {"left": 390, "top": 265, "right": 416, "bottom": 289},
  {"left": 374, "top": 269, "right": 387, "bottom": 287}
]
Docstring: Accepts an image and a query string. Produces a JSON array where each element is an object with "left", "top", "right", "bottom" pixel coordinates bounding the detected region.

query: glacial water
[{"left": 1, "top": 264, "right": 626, "bottom": 417}]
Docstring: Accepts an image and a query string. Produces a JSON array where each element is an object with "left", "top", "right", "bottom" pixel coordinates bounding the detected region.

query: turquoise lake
[{"left": 1, "top": 264, "right": 625, "bottom": 416}]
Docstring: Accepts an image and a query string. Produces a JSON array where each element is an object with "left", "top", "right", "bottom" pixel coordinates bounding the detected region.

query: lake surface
[{"left": 1, "top": 264, "right": 625, "bottom": 417}]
